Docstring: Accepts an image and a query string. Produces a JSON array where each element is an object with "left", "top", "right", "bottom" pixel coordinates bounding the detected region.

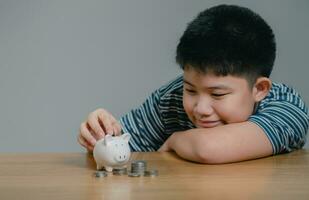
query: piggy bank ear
[
  {"left": 104, "top": 135, "right": 113, "bottom": 146},
  {"left": 121, "top": 133, "right": 131, "bottom": 142}
]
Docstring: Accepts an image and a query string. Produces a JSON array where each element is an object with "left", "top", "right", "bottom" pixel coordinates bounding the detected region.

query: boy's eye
[
  {"left": 185, "top": 89, "right": 197, "bottom": 94},
  {"left": 211, "top": 93, "right": 227, "bottom": 97}
]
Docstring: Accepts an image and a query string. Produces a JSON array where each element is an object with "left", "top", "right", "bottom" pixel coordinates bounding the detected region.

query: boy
[{"left": 78, "top": 5, "right": 308, "bottom": 163}]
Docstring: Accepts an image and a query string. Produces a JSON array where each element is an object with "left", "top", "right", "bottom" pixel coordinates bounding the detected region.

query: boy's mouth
[{"left": 196, "top": 120, "right": 222, "bottom": 128}]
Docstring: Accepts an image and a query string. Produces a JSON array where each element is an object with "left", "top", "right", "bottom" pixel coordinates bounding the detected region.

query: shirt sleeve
[
  {"left": 119, "top": 89, "right": 166, "bottom": 152},
  {"left": 249, "top": 95, "right": 309, "bottom": 154}
]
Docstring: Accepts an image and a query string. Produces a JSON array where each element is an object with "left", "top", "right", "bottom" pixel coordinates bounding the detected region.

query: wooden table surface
[{"left": 0, "top": 150, "right": 309, "bottom": 200}]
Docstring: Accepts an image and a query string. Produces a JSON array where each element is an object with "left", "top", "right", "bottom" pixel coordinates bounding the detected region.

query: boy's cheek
[
  {"left": 183, "top": 101, "right": 194, "bottom": 119},
  {"left": 183, "top": 95, "right": 192, "bottom": 109},
  {"left": 218, "top": 108, "right": 251, "bottom": 124}
]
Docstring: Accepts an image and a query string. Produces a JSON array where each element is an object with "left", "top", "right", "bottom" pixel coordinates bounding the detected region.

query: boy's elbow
[{"left": 194, "top": 141, "right": 227, "bottom": 164}]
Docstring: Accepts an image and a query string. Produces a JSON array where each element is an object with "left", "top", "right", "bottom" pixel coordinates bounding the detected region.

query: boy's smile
[{"left": 183, "top": 67, "right": 265, "bottom": 128}]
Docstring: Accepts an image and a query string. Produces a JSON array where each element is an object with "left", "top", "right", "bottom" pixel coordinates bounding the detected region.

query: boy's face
[{"left": 183, "top": 68, "right": 261, "bottom": 128}]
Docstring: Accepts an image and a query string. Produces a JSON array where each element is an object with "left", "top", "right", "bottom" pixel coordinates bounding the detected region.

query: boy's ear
[{"left": 252, "top": 77, "right": 272, "bottom": 102}]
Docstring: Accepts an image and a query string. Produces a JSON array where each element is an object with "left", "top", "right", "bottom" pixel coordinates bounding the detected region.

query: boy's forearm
[{"left": 168, "top": 121, "right": 273, "bottom": 164}]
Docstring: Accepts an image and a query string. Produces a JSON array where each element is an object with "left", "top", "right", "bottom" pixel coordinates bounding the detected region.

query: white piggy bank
[{"left": 93, "top": 133, "right": 131, "bottom": 172}]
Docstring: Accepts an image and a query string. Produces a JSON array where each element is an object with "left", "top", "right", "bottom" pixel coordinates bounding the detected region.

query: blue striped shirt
[{"left": 120, "top": 75, "right": 309, "bottom": 154}]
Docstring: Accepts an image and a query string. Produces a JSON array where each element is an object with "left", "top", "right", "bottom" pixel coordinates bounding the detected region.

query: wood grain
[{"left": 0, "top": 150, "right": 308, "bottom": 200}]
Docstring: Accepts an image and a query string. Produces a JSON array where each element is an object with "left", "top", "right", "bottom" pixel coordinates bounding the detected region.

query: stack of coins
[
  {"left": 112, "top": 168, "right": 127, "bottom": 175},
  {"left": 130, "top": 160, "right": 147, "bottom": 176}
]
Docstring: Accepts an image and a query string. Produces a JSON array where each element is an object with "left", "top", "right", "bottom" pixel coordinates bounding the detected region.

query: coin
[
  {"left": 94, "top": 171, "right": 108, "bottom": 178},
  {"left": 128, "top": 172, "right": 141, "bottom": 177},
  {"left": 131, "top": 160, "right": 147, "bottom": 166},
  {"left": 144, "top": 170, "right": 159, "bottom": 177},
  {"left": 112, "top": 168, "right": 127, "bottom": 175}
]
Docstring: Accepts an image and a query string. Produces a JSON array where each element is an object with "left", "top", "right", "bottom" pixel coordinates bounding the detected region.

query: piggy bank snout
[
  {"left": 114, "top": 153, "right": 129, "bottom": 162},
  {"left": 114, "top": 146, "right": 130, "bottom": 163}
]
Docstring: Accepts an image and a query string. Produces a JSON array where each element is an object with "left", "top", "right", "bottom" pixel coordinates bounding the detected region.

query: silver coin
[
  {"left": 131, "top": 170, "right": 145, "bottom": 173},
  {"left": 113, "top": 172, "right": 127, "bottom": 175},
  {"left": 113, "top": 168, "right": 127, "bottom": 172},
  {"left": 128, "top": 172, "right": 141, "bottom": 177},
  {"left": 131, "top": 170, "right": 145, "bottom": 175},
  {"left": 144, "top": 170, "right": 158, "bottom": 177},
  {"left": 131, "top": 167, "right": 146, "bottom": 170},
  {"left": 131, "top": 160, "right": 147, "bottom": 166},
  {"left": 131, "top": 162, "right": 146, "bottom": 165},
  {"left": 112, "top": 168, "right": 127, "bottom": 175},
  {"left": 94, "top": 171, "right": 108, "bottom": 178}
]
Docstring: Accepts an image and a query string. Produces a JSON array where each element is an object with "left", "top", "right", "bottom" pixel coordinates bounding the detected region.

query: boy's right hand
[{"left": 77, "top": 108, "right": 122, "bottom": 152}]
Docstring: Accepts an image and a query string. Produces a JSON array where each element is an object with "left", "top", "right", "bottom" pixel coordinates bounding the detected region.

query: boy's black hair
[{"left": 176, "top": 4, "right": 276, "bottom": 84}]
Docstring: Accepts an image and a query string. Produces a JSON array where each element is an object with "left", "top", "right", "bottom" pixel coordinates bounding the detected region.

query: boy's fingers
[
  {"left": 109, "top": 116, "right": 122, "bottom": 136},
  {"left": 86, "top": 123, "right": 104, "bottom": 140},
  {"left": 80, "top": 122, "right": 97, "bottom": 146},
  {"left": 87, "top": 114, "right": 105, "bottom": 137},
  {"left": 114, "top": 122, "right": 122, "bottom": 136},
  {"left": 113, "top": 126, "right": 121, "bottom": 136},
  {"left": 78, "top": 135, "right": 93, "bottom": 151},
  {"left": 98, "top": 112, "right": 114, "bottom": 135},
  {"left": 77, "top": 135, "right": 87, "bottom": 148}
]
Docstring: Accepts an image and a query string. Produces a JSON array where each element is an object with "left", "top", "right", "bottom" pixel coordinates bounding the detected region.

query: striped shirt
[{"left": 120, "top": 75, "right": 309, "bottom": 154}]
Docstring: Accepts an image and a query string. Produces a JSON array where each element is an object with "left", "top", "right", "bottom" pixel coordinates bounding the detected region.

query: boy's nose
[{"left": 194, "top": 98, "right": 214, "bottom": 117}]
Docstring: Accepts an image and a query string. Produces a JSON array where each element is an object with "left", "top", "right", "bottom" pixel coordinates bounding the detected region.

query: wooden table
[{"left": 0, "top": 150, "right": 309, "bottom": 200}]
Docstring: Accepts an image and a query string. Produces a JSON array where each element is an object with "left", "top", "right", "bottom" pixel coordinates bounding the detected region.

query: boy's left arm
[{"left": 158, "top": 121, "right": 273, "bottom": 164}]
